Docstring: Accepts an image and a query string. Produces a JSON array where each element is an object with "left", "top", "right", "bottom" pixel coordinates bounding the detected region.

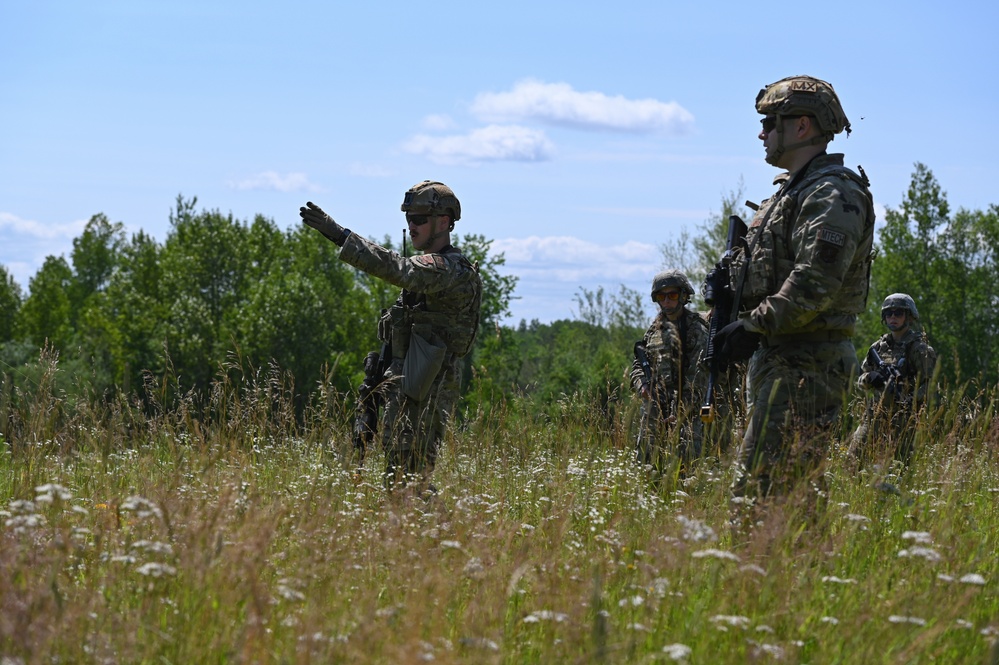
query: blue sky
[{"left": 3, "top": 1, "right": 997, "bottom": 325}]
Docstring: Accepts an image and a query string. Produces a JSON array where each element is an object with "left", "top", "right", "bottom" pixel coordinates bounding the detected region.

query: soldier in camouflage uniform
[
  {"left": 850, "top": 293, "right": 937, "bottom": 467},
  {"left": 630, "top": 270, "right": 709, "bottom": 474},
  {"left": 710, "top": 76, "right": 876, "bottom": 501},
  {"left": 300, "top": 181, "right": 482, "bottom": 492}
]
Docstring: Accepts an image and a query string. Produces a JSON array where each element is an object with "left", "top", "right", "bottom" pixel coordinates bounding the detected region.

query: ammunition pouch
[{"left": 401, "top": 323, "right": 448, "bottom": 402}]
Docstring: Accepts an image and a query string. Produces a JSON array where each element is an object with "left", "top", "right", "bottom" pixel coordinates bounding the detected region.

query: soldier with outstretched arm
[{"left": 301, "top": 181, "right": 482, "bottom": 495}]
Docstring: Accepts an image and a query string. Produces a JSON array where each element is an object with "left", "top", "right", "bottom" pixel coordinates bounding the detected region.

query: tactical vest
[
  {"left": 730, "top": 159, "right": 875, "bottom": 316},
  {"left": 379, "top": 250, "right": 482, "bottom": 360}
]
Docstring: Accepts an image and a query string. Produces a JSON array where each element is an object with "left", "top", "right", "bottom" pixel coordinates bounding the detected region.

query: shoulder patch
[
  {"left": 413, "top": 254, "right": 447, "bottom": 271},
  {"left": 816, "top": 227, "right": 846, "bottom": 247}
]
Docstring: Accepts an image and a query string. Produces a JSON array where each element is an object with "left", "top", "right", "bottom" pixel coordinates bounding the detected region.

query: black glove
[
  {"left": 300, "top": 201, "right": 351, "bottom": 246},
  {"left": 714, "top": 319, "right": 762, "bottom": 363},
  {"left": 866, "top": 370, "right": 888, "bottom": 389}
]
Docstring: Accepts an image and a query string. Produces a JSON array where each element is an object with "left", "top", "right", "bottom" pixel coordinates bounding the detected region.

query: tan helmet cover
[
  {"left": 756, "top": 75, "right": 851, "bottom": 139},
  {"left": 401, "top": 180, "right": 461, "bottom": 221}
]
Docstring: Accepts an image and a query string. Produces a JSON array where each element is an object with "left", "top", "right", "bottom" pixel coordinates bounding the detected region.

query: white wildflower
[
  {"left": 898, "top": 547, "right": 942, "bottom": 562},
  {"left": 888, "top": 615, "right": 926, "bottom": 626},
  {"left": 523, "top": 610, "right": 567, "bottom": 623},
  {"left": 440, "top": 540, "right": 462, "bottom": 550},
  {"left": 937, "top": 574, "right": 955, "bottom": 582},
  {"left": 618, "top": 595, "right": 644, "bottom": 607},
  {"left": 677, "top": 515, "right": 718, "bottom": 543},
  {"left": 845, "top": 513, "right": 870, "bottom": 523},
  {"left": 692, "top": 549, "right": 740, "bottom": 562},
  {"left": 131, "top": 540, "right": 174, "bottom": 556},
  {"left": 35, "top": 484, "right": 73, "bottom": 502},
  {"left": 459, "top": 637, "right": 498, "bottom": 651},
  {"left": 901, "top": 531, "right": 933, "bottom": 544},
  {"left": 276, "top": 584, "right": 306, "bottom": 602},
  {"left": 627, "top": 623, "right": 648, "bottom": 631},
  {"left": 756, "top": 624, "right": 774, "bottom": 633},
  {"left": 463, "top": 557, "right": 485, "bottom": 579},
  {"left": 955, "top": 619, "right": 974, "bottom": 629},
  {"left": 7, "top": 500, "right": 35, "bottom": 514},
  {"left": 663, "top": 643, "right": 692, "bottom": 660},
  {"left": 5, "top": 513, "right": 46, "bottom": 533},
  {"left": 710, "top": 615, "right": 751, "bottom": 629},
  {"left": 740, "top": 564, "right": 767, "bottom": 576},
  {"left": 120, "top": 496, "right": 162, "bottom": 520},
  {"left": 136, "top": 562, "right": 176, "bottom": 578},
  {"left": 821, "top": 576, "right": 857, "bottom": 584},
  {"left": 821, "top": 616, "right": 840, "bottom": 625},
  {"left": 752, "top": 642, "right": 785, "bottom": 659},
  {"left": 959, "top": 573, "right": 986, "bottom": 585}
]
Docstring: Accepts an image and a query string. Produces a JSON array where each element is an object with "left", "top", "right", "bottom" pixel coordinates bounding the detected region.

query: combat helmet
[
  {"left": 401, "top": 180, "right": 461, "bottom": 221},
  {"left": 881, "top": 293, "right": 919, "bottom": 322},
  {"left": 651, "top": 270, "right": 695, "bottom": 302},
  {"left": 756, "top": 75, "right": 851, "bottom": 140}
]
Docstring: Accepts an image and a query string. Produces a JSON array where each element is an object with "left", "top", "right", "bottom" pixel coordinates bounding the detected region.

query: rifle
[
  {"left": 634, "top": 340, "right": 673, "bottom": 425},
  {"left": 352, "top": 342, "right": 391, "bottom": 464},
  {"left": 867, "top": 346, "right": 906, "bottom": 401},
  {"left": 700, "top": 215, "right": 748, "bottom": 423}
]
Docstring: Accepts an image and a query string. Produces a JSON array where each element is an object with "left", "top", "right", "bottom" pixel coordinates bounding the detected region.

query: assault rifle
[
  {"left": 353, "top": 342, "right": 391, "bottom": 464},
  {"left": 700, "top": 215, "right": 748, "bottom": 423},
  {"left": 867, "top": 346, "right": 906, "bottom": 401}
]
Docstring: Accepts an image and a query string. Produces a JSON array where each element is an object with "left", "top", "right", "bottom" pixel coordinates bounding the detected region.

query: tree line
[{"left": 2, "top": 163, "right": 998, "bottom": 430}]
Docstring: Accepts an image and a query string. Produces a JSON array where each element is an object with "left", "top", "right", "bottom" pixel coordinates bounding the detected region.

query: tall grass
[{"left": 2, "top": 360, "right": 998, "bottom": 664}]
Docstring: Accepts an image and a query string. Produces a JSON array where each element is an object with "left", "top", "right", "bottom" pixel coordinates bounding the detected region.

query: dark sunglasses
[
  {"left": 405, "top": 213, "right": 433, "bottom": 226},
  {"left": 760, "top": 114, "right": 806, "bottom": 133},
  {"left": 884, "top": 308, "right": 907, "bottom": 318}
]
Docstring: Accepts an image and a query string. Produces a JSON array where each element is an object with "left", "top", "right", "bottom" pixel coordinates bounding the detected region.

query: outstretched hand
[{"left": 300, "top": 202, "right": 350, "bottom": 246}]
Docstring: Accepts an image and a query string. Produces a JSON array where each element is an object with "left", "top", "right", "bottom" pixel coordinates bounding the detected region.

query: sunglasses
[
  {"left": 652, "top": 290, "right": 681, "bottom": 304},
  {"left": 760, "top": 114, "right": 806, "bottom": 133},
  {"left": 405, "top": 213, "right": 434, "bottom": 226},
  {"left": 884, "top": 308, "right": 907, "bottom": 318}
]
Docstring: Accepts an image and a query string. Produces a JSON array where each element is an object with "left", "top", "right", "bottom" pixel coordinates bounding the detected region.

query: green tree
[
  {"left": 0, "top": 265, "right": 22, "bottom": 343},
  {"left": 18, "top": 256, "right": 74, "bottom": 349}
]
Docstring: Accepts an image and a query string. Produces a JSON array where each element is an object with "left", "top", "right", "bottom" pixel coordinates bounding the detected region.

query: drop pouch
[{"left": 401, "top": 325, "right": 447, "bottom": 402}]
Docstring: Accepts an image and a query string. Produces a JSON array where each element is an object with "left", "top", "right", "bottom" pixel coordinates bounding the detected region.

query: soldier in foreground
[
  {"left": 300, "top": 181, "right": 482, "bottom": 493},
  {"left": 709, "top": 75, "right": 876, "bottom": 506},
  {"left": 850, "top": 293, "right": 937, "bottom": 467},
  {"left": 630, "top": 270, "right": 709, "bottom": 476}
]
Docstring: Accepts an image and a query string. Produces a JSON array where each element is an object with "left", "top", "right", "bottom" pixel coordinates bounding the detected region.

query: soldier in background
[
  {"left": 710, "top": 75, "right": 876, "bottom": 505},
  {"left": 630, "top": 270, "right": 709, "bottom": 475},
  {"left": 301, "top": 181, "right": 482, "bottom": 494},
  {"left": 850, "top": 293, "right": 937, "bottom": 467}
]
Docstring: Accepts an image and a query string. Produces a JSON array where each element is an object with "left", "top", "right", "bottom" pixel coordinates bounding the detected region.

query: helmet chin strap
[{"left": 767, "top": 114, "right": 830, "bottom": 166}]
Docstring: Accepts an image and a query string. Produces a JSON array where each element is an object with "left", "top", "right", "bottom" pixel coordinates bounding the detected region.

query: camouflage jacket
[
  {"left": 338, "top": 235, "right": 482, "bottom": 362},
  {"left": 630, "top": 308, "right": 708, "bottom": 413},
  {"left": 858, "top": 328, "right": 937, "bottom": 404},
  {"left": 730, "top": 153, "right": 876, "bottom": 339}
]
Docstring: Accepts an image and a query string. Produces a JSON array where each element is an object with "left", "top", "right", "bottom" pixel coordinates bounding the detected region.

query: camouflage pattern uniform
[
  {"left": 851, "top": 326, "right": 937, "bottom": 466},
  {"left": 339, "top": 233, "right": 481, "bottom": 485},
  {"left": 630, "top": 306, "right": 709, "bottom": 469},
  {"left": 727, "top": 77, "right": 876, "bottom": 499}
]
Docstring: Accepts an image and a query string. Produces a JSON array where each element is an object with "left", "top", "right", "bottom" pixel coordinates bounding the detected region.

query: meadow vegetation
[{"left": 2, "top": 354, "right": 998, "bottom": 664}]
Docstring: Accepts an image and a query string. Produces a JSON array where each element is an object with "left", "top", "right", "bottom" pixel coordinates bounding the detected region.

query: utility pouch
[{"left": 402, "top": 324, "right": 447, "bottom": 402}]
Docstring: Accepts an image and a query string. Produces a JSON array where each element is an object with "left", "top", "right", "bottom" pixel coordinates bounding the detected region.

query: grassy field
[{"left": 2, "top": 364, "right": 998, "bottom": 664}]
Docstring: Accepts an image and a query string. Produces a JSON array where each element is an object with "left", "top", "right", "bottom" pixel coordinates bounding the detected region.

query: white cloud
[
  {"left": 422, "top": 114, "right": 458, "bottom": 131},
  {"left": 227, "top": 171, "right": 321, "bottom": 192},
  {"left": 471, "top": 79, "right": 695, "bottom": 135},
  {"left": 0, "top": 212, "right": 88, "bottom": 240},
  {"left": 403, "top": 125, "right": 554, "bottom": 165},
  {"left": 494, "top": 235, "right": 659, "bottom": 282}
]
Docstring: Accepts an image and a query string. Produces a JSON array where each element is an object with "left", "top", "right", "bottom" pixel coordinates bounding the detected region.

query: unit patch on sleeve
[
  {"left": 816, "top": 227, "right": 846, "bottom": 247},
  {"left": 413, "top": 254, "right": 447, "bottom": 271}
]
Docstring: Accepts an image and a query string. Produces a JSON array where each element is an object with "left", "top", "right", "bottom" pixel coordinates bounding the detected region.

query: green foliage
[
  {"left": 862, "top": 163, "right": 999, "bottom": 384},
  {"left": 0, "top": 265, "right": 22, "bottom": 344}
]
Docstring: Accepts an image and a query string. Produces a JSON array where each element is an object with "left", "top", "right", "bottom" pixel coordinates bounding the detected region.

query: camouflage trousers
[
  {"left": 380, "top": 361, "right": 459, "bottom": 488},
  {"left": 635, "top": 401, "right": 703, "bottom": 474},
  {"left": 733, "top": 340, "right": 859, "bottom": 500},
  {"left": 849, "top": 402, "right": 918, "bottom": 469}
]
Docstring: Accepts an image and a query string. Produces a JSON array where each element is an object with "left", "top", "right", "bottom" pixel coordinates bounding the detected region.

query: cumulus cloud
[
  {"left": 0, "top": 212, "right": 88, "bottom": 240},
  {"left": 227, "top": 171, "right": 321, "bottom": 192},
  {"left": 471, "top": 79, "right": 695, "bottom": 135},
  {"left": 494, "top": 236, "right": 659, "bottom": 282},
  {"left": 422, "top": 114, "right": 458, "bottom": 131},
  {"left": 403, "top": 125, "right": 554, "bottom": 165},
  {"left": 492, "top": 235, "right": 661, "bottom": 323}
]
